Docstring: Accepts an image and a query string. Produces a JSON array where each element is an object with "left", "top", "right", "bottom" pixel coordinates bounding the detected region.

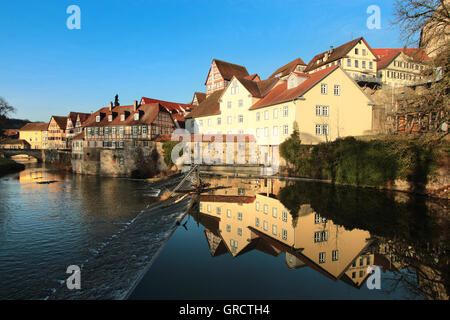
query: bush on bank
[{"left": 280, "top": 130, "right": 444, "bottom": 189}]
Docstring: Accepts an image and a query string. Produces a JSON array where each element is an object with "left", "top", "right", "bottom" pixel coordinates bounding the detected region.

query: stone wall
[
  {"left": 73, "top": 142, "right": 168, "bottom": 178},
  {"left": 42, "top": 149, "right": 72, "bottom": 171}
]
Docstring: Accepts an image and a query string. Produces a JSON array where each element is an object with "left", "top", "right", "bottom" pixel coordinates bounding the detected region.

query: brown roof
[
  {"left": 237, "top": 77, "right": 279, "bottom": 98},
  {"left": 270, "top": 58, "right": 307, "bottom": 78},
  {"left": 305, "top": 37, "right": 376, "bottom": 72},
  {"left": 205, "top": 59, "right": 249, "bottom": 84},
  {"left": 51, "top": 116, "right": 68, "bottom": 130},
  {"left": 199, "top": 195, "right": 256, "bottom": 204},
  {"left": 185, "top": 89, "right": 224, "bottom": 119},
  {"left": 83, "top": 103, "right": 173, "bottom": 128},
  {"left": 192, "top": 92, "right": 206, "bottom": 105},
  {"left": 373, "top": 48, "right": 431, "bottom": 70},
  {"left": 68, "top": 112, "right": 90, "bottom": 125},
  {"left": 250, "top": 66, "right": 340, "bottom": 110},
  {"left": 20, "top": 122, "right": 48, "bottom": 131}
]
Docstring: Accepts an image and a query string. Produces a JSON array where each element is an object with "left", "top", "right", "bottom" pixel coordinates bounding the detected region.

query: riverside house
[
  {"left": 47, "top": 116, "right": 68, "bottom": 149},
  {"left": 372, "top": 48, "right": 431, "bottom": 87},
  {"left": 186, "top": 64, "right": 375, "bottom": 166},
  {"left": 82, "top": 99, "right": 177, "bottom": 150},
  {"left": 66, "top": 112, "right": 90, "bottom": 140},
  {"left": 19, "top": 122, "right": 49, "bottom": 149},
  {"left": 305, "top": 37, "right": 379, "bottom": 86}
]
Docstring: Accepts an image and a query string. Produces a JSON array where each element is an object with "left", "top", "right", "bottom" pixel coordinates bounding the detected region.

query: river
[{"left": 0, "top": 165, "right": 448, "bottom": 300}]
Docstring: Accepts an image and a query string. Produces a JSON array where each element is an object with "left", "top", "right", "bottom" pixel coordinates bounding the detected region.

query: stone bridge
[{"left": 0, "top": 148, "right": 44, "bottom": 162}]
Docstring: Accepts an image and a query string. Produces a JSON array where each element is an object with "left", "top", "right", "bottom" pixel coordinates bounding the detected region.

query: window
[
  {"left": 314, "top": 213, "right": 327, "bottom": 224},
  {"left": 355, "top": 48, "right": 359, "bottom": 55},
  {"left": 355, "top": 60, "right": 359, "bottom": 68},
  {"left": 231, "top": 83, "right": 239, "bottom": 95},
  {"left": 256, "top": 112, "right": 260, "bottom": 121},
  {"left": 315, "top": 124, "right": 329, "bottom": 136},
  {"left": 272, "top": 224, "right": 277, "bottom": 236},
  {"left": 108, "top": 115, "right": 113, "bottom": 122},
  {"left": 238, "top": 99, "right": 243, "bottom": 107},
  {"left": 119, "top": 141, "right": 124, "bottom": 148},
  {"left": 321, "top": 84, "right": 328, "bottom": 95},
  {"left": 369, "top": 61, "right": 373, "bottom": 69},
  {"left": 283, "top": 125, "right": 289, "bottom": 135},
  {"left": 264, "top": 127, "right": 269, "bottom": 137},
  {"left": 273, "top": 109, "right": 278, "bottom": 119},
  {"left": 208, "top": 119, "right": 212, "bottom": 127},
  {"left": 237, "top": 212, "right": 243, "bottom": 221},
  {"left": 230, "top": 239, "right": 238, "bottom": 253},
  {"left": 120, "top": 114, "right": 125, "bottom": 121},
  {"left": 132, "top": 126, "right": 138, "bottom": 136},
  {"left": 227, "top": 101, "right": 232, "bottom": 109},
  {"left": 255, "top": 201, "right": 260, "bottom": 211},
  {"left": 273, "top": 126, "right": 278, "bottom": 136},
  {"left": 96, "top": 115, "right": 100, "bottom": 122},
  {"left": 362, "top": 49, "right": 367, "bottom": 56},
  {"left": 226, "top": 225, "right": 231, "bottom": 233},
  {"left": 319, "top": 252, "right": 326, "bottom": 264},
  {"left": 237, "top": 228, "right": 242, "bottom": 236},
  {"left": 347, "top": 59, "right": 351, "bottom": 67},
  {"left": 272, "top": 207, "right": 278, "bottom": 218},
  {"left": 334, "top": 85, "right": 341, "bottom": 96},
  {"left": 362, "top": 61, "right": 366, "bottom": 69},
  {"left": 316, "top": 105, "right": 329, "bottom": 117},
  {"left": 283, "top": 106, "right": 289, "bottom": 117},
  {"left": 332, "top": 250, "right": 339, "bottom": 261},
  {"left": 238, "top": 115, "right": 243, "bottom": 123},
  {"left": 119, "top": 126, "right": 124, "bottom": 135},
  {"left": 255, "top": 217, "right": 260, "bottom": 227},
  {"left": 263, "top": 221, "right": 268, "bottom": 231},
  {"left": 314, "top": 231, "right": 329, "bottom": 243},
  {"left": 134, "top": 113, "right": 139, "bottom": 120},
  {"left": 256, "top": 128, "right": 261, "bottom": 137},
  {"left": 282, "top": 229, "right": 288, "bottom": 240},
  {"left": 216, "top": 207, "right": 221, "bottom": 215},
  {"left": 142, "top": 126, "right": 148, "bottom": 135},
  {"left": 217, "top": 117, "right": 221, "bottom": 125},
  {"left": 264, "top": 110, "right": 269, "bottom": 120},
  {"left": 227, "top": 116, "right": 232, "bottom": 125},
  {"left": 227, "top": 209, "right": 232, "bottom": 218},
  {"left": 263, "top": 204, "right": 268, "bottom": 214},
  {"left": 207, "top": 204, "right": 211, "bottom": 212}
]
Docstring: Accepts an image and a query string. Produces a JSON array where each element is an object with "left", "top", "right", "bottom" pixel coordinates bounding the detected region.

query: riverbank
[{"left": 0, "top": 158, "right": 25, "bottom": 177}]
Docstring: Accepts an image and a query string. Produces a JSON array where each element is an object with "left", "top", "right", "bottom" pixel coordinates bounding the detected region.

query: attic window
[
  {"left": 108, "top": 115, "right": 112, "bottom": 122},
  {"left": 96, "top": 115, "right": 100, "bottom": 122},
  {"left": 134, "top": 113, "right": 139, "bottom": 120}
]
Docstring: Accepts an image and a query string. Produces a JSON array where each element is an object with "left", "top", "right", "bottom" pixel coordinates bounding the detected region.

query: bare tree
[
  {"left": 0, "top": 97, "right": 17, "bottom": 129},
  {"left": 393, "top": 0, "right": 450, "bottom": 55}
]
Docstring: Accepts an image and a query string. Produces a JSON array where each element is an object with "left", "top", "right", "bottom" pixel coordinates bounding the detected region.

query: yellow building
[
  {"left": 186, "top": 65, "right": 374, "bottom": 166},
  {"left": 47, "top": 116, "right": 68, "bottom": 149},
  {"left": 19, "top": 122, "right": 49, "bottom": 149},
  {"left": 373, "top": 48, "right": 431, "bottom": 88},
  {"left": 305, "top": 37, "right": 379, "bottom": 85}
]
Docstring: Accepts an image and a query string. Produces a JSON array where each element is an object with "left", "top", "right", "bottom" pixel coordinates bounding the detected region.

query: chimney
[
  {"left": 329, "top": 46, "right": 334, "bottom": 54},
  {"left": 109, "top": 102, "right": 113, "bottom": 111},
  {"left": 133, "top": 100, "right": 138, "bottom": 111}
]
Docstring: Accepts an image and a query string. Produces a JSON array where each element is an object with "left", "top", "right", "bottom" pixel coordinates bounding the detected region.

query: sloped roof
[
  {"left": 250, "top": 65, "right": 340, "bottom": 110},
  {"left": 51, "top": 116, "right": 68, "bottom": 130},
  {"left": 238, "top": 77, "right": 279, "bottom": 98},
  {"left": 185, "top": 89, "right": 224, "bottom": 119},
  {"left": 72, "top": 131, "right": 85, "bottom": 140},
  {"left": 205, "top": 59, "right": 250, "bottom": 84},
  {"left": 20, "top": 122, "right": 48, "bottom": 131},
  {"left": 305, "top": 37, "right": 376, "bottom": 72},
  {"left": 192, "top": 92, "right": 207, "bottom": 105},
  {"left": 373, "top": 48, "right": 431, "bottom": 70},
  {"left": 68, "top": 112, "right": 90, "bottom": 125},
  {"left": 270, "top": 58, "right": 307, "bottom": 78},
  {"left": 140, "top": 97, "right": 194, "bottom": 123}
]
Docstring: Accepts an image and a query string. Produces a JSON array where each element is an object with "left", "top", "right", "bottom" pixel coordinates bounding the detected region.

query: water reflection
[{"left": 190, "top": 176, "right": 449, "bottom": 300}]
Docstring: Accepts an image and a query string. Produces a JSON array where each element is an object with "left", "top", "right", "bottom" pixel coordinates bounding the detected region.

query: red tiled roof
[
  {"left": 192, "top": 92, "right": 207, "bottom": 105},
  {"left": 373, "top": 48, "right": 431, "bottom": 70},
  {"left": 270, "top": 58, "right": 307, "bottom": 78},
  {"left": 199, "top": 195, "right": 256, "bottom": 204},
  {"left": 244, "top": 74, "right": 261, "bottom": 81},
  {"left": 20, "top": 122, "right": 48, "bottom": 131},
  {"left": 68, "top": 112, "right": 90, "bottom": 125},
  {"left": 250, "top": 65, "right": 339, "bottom": 110},
  {"left": 305, "top": 37, "right": 377, "bottom": 73},
  {"left": 238, "top": 77, "right": 279, "bottom": 98}
]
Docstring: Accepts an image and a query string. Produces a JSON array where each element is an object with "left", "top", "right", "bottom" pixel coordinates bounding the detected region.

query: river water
[
  {"left": 0, "top": 164, "right": 191, "bottom": 300},
  {"left": 1, "top": 165, "right": 448, "bottom": 300},
  {"left": 130, "top": 176, "right": 450, "bottom": 300}
]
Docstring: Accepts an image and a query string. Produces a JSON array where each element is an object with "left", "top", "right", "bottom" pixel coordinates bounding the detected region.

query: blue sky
[{"left": 0, "top": 0, "right": 412, "bottom": 121}]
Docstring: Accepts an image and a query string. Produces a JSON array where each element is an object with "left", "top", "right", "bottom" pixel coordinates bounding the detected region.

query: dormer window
[
  {"left": 121, "top": 114, "right": 125, "bottom": 121},
  {"left": 108, "top": 115, "right": 113, "bottom": 122},
  {"left": 96, "top": 115, "right": 100, "bottom": 122},
  {"left": 134, "top": 113, "right": 139, "bottom": 121}
]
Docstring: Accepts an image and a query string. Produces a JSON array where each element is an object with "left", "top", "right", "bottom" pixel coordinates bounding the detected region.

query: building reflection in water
[{"left": 189, "top": 176, "right": 449, "bottom": 298}]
